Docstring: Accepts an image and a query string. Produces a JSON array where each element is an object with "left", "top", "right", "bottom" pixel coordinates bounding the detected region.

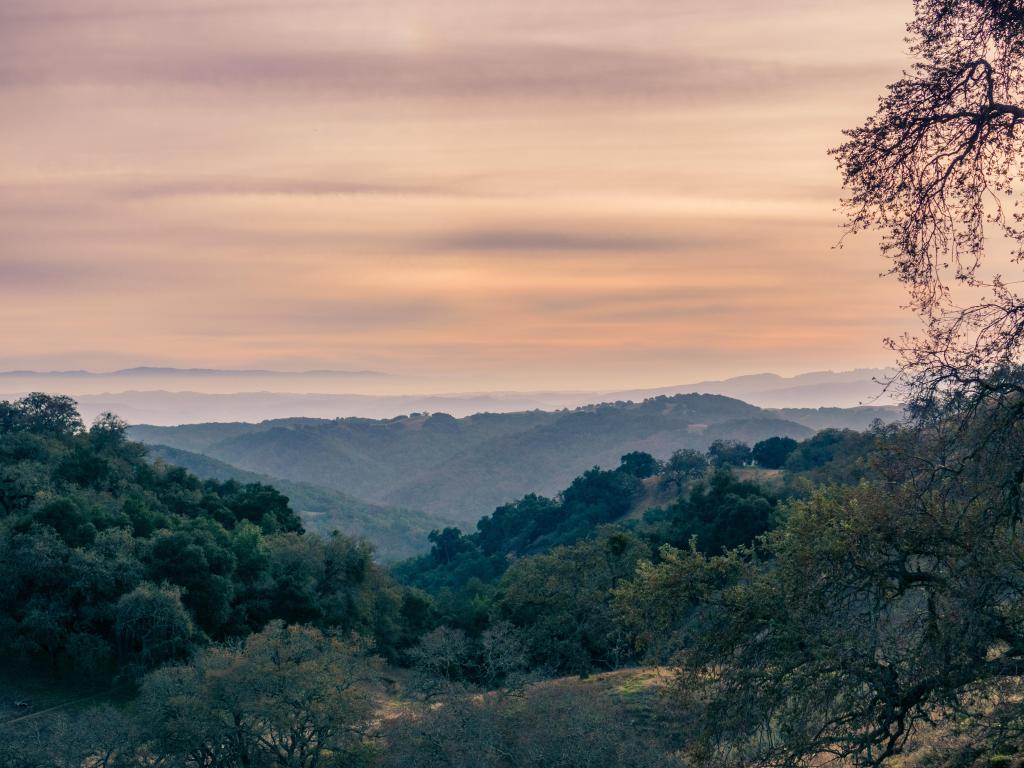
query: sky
[{"left": 0, "top": 0, "right": 915, "bottom": 393}]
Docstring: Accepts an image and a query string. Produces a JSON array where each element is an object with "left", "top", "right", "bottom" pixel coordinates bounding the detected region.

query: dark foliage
[
  {"left": 751, "top": 435, "right": 798, "bottom": 469},
  {"left": 0, "top": 394, "right": 405, "bottom": 680},
  {"left": 707, "top": 439, "right": 752, "bottom": 468},
  {"left": 618, "top": 450, "right": 661, "bottom": 478},
  {"left": 143, "top": 443, "right": 452, "bottom": 562},
  {"left": 642, "top": 470, "right": 778, "bottom": 555},
  {"left": 395, "top": 467, "right": 642, "bottom": 594}
]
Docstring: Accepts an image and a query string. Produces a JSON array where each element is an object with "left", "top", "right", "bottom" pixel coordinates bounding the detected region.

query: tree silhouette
[{"left": 835, "top": 0, "right": 1024, "bottom": 412}]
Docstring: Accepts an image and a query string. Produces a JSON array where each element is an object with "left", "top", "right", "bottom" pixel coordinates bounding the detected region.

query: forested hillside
[
  {"left": 144, "top": 444, "right": 453, "bottom": 561},
  {"left": 7, "top": 383, "right": 1024, "bottom": 767},
  {"left": 130, "top": 394, "right": 895, "bottom": 520},
  {"left": 0, "top": 395, "right": 426, "bottom": 685}
]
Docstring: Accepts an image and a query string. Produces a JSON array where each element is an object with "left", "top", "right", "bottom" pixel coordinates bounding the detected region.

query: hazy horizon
[
  {"left": 0, "top": 363, "right": 895, "bottom": 393},
  {"left": 0, "top": 362, "right": 900, "bottom": 398},
  {"left": 0, "top": 366, "right": 900, "bottom": 425}
]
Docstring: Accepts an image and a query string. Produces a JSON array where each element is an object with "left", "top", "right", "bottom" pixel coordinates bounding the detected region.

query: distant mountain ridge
[
  {"left": 130, "top": 393, "right": 901, "bottom": 522},
  {"left": 0, "top": 366, "right": 386, "bottom": 378},
  {"left": 3, "top": 368, "right": 901, "bottom": 425},
  {"left": 608, "top": 368, "right": 897, "bottom": 409}
]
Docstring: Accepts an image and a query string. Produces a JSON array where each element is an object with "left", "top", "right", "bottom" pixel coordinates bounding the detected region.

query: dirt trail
[{"left": 0, "top": 690, "right": 111, "bottom": 727}]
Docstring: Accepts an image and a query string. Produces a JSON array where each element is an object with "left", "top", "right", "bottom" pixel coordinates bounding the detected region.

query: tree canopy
[{"left": 0, "top": 393, "right": 405, "bottom": 680}]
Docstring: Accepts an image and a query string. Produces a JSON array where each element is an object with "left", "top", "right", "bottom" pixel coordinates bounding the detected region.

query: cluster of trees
[
  {"left": 396, "top": 464, "right": 644, "bottom": 592},
  {"left": 3, "top": 623, "right": 663, "bottom": 768},
  {"left": 399, "top": 436, "right": 807, "bottom": 594},
  {"left": 2, "top": 621, "right": 380, "bottom": 768},
  {"left": 659, "top": 435, "right": 804, "bottom": 483},
  {"left": 0, "top": 394, "right": 410, "bottom": 683},
  {"left": 391, "top": 439, "right": 795, "bottom": 677},
  {"left": 640, "top": 470, "right": 779, "bottom": 555},
  {"left": 614, "top": 413, "right": 1024, "bottom": 764}
]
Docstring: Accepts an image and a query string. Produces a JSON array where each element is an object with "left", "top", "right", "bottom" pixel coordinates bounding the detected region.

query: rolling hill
[
  {"left": 131, "top": 394, "right": 900, "bottom": 522},
  {"left": 144, "top": 444, "right": 453, "bottom": 561}
]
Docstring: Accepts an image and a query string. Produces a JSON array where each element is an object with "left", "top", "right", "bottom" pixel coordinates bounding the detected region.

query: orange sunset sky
[{"left": 1, "top": 0, "right": 914, "bottom": 392}]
